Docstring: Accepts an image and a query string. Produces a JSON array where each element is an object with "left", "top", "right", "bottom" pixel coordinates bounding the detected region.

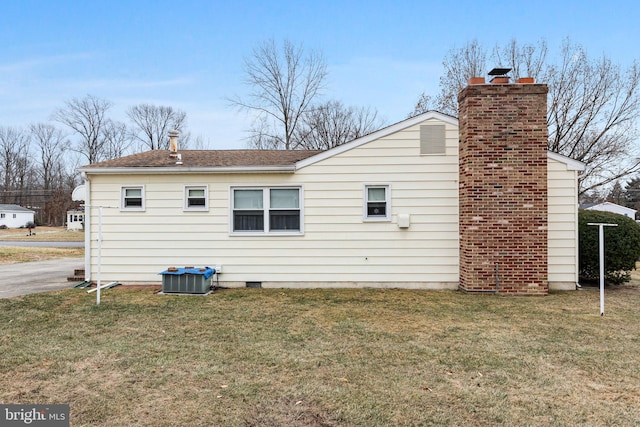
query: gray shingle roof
[
  {"left": 81, "top": 149, "right": 323, "bottom": 169},
  {"left": 0, "top": 204, "right": 35, "bottom": 212}
]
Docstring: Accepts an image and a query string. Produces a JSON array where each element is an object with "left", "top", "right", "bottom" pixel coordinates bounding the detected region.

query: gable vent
[{"left": 420, "top": 125, "right": 446, "bottom": 155}]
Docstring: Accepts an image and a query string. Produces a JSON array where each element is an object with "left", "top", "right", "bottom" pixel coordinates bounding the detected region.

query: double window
[
  {"left": 232, "top": 187, "right": 302, "bottom": 233},
  {"left": 364, "top": 185, "right": 390, "bottom": 221},
  {"left": 121, "top": 186, "right": 145, "bottom": 211}
]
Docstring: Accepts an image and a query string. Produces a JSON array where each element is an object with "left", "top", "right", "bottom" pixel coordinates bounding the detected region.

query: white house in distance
[
  {"left": 0, "top": 204, "right": 35, "bottom": 228},
  {"left": 66, "top": 210, "right": 85, "bottom": 231},
  {"left": 79, "top": 77, "right": 586, "bottom": 294},
  {"left": 583, "top": 201, "right": 637, "bottom": 219}
]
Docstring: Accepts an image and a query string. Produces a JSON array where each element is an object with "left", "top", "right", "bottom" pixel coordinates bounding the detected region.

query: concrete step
[{"left": 68, "top": 268, "right": 85, "bottom": 282}]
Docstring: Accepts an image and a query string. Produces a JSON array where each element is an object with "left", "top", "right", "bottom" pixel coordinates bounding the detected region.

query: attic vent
[{"left": 420, "top": 125, "right": 446, "bottom": 155}]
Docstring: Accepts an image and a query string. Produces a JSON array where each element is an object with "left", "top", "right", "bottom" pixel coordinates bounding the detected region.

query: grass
[
  {"left": 0, "top": 226, "right": 84, "bottom": 264},
  {"left": 1, "top": 283, "right": 639, "bottom": 426},
  {"left": 0, "top": 246, "right": 84, "bottom": 264},
  {"left": 0, "top": 226, "right": 85, "bottom": 242}
]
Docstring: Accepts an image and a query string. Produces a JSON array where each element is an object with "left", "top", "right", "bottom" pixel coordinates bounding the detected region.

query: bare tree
[
  {"left": 188, "top": 134, "right": 209, "bottom": 150},
  {"left": 492, "top": 39, "right": 548, "bottom": 83},
  {"left": 230, "top": 39, "right": 328, "bottom": 150},
  {"left": 52, "top": 95, "right": 112, "bottom": 164},
  {"left": 29, "top": 123, "right": 69, "bottom": 191},
  {"left": 408, "top": 93, "right": 435, "bottom": 118},
  {"left": 411, "top": 38, "right": 640, "bottom": 194},
  {"left": 12, "top": 153, "right": 36, "bottom": 207},
  {"left": 546, "top": 43, "right": 640, "bottom": 194},
  {"left": 127, "top": 104, "right": 187, "bottom": 150},
  {"left": 433, "top": 39, "right": 488, "bottom": 116},
  {"left": 29, "top": 123, "right": 79, "bottom": 224},
  {"left": 0, "top": 126, "right": 32, "bottom": 204},
  {"left": 295, "top": 101, "right": 384, "bottom": 150},
  {"left": 102, "top": 119, "right": 132, "bottom": 159}
]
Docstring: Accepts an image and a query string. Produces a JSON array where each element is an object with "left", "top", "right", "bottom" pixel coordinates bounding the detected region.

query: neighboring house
[
  {"left": 0, "top": 204, "right": 35, "bottom": 228},
  {"left": 583, "top": 202, "right": 637, "bottom": 219},
  {"left": 66, "top": 210, "right": 85, "bottom": 231},
  {"left": 79, "top": 77, "right": 585, "bottom": 294}
]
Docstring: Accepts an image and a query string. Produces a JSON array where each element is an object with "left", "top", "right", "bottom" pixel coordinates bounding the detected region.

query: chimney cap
[
  {"left": 488, "top": 67, "right": 512, "bottom": 76},
  {"left": 168, "top": 129, "right": 180, "bottom": 137}
]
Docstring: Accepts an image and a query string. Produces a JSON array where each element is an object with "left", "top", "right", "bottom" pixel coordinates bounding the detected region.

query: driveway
[{"left": 0, "top": 258, "right": 83, "bottom": 298}]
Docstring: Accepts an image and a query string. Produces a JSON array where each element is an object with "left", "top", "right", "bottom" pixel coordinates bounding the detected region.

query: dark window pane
[
  {"left": 269, "top": 210, "right": 300, "bottom": 231},
  {"left": 125, "top": 198, "right": 142, "bottom": 207},
  {"left": 234, "top": 211, "right": 264, "bottom": 231},
  {"left": 188, "top": 198, "right": 206, "bottom": 207},
  {"left": 367, "top": 202, "right": 386, "bottom": 216}
]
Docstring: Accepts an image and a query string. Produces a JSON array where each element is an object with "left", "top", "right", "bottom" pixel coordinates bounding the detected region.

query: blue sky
[{"left": 1, "top": 0, "right": 639, "bottom": 149}]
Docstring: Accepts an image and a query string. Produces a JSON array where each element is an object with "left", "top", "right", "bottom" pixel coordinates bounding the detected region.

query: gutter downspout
[
  {"left": 574, "top": 171, "right": 581, "bottom": 290},
  {"left": 82, "top": 172, "right": 91, "bottom": 282}
]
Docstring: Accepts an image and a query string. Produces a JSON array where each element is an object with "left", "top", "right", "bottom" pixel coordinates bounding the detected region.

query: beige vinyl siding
[
  {"left": 547, "top": 157, "right": 580, "bottom": 290},
  {"left": 87, "top": 118, "right": 460, "bottom": 288},
  {"left": 86, "top": 115, "right": 581, "bottom": 290}
]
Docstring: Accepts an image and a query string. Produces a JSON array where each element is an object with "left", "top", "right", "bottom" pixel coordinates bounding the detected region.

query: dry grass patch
[
  {"left": 1, "top": 286, "right": 639, "bottom": 426},
  {"left": 0, "top": 226, "right": 84, "bottom": 242},
  {"left": 0, "top": 226, "right": 84, "bottom": 263},
  {"left": 0, "top": 246, "right": 84, "bottom": 264}
]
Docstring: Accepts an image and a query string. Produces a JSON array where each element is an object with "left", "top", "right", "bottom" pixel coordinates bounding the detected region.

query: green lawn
[{"left": 1, "top": 286, "right": 639, "bottom": 426}]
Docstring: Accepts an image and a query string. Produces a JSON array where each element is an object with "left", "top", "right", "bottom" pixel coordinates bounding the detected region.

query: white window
[
  {"left": 1, "top": 213, "right": 5, "bottom": 218},
  {"left": 121, "top": 186, "right": 145, "bottom": 211},
  {"left": 232, "top": 187, "right": 302, "bottom": 234},
  {"left": 184, "top": 186, "right": 208, "bottom": 211},
  {"left": 269, "top": 188, "right": 300, "bottom": 231},
  {"left": 364, "top": 185, "right": 390, "bottom": 221}
]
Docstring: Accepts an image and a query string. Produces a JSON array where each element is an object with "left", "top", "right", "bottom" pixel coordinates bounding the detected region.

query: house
[
  {"left": 583, "top": 201, "right": 637, "bottom": 219},
  {"left": 66, "top": 210, "right": 85, "bottom": 231},
  {"left": 79, "top": 77, "right": 585, "bottom": 294},
  {"left": 0, "top": 204, "right": 35, "bottom": 228}
]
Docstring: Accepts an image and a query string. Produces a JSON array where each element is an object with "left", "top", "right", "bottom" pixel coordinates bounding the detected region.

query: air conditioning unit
[{"left": 160, "top": 266, "right": 215, "bottom": 294}]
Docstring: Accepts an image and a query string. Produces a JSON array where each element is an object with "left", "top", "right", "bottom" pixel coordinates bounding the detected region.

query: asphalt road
[{"left": 0, "top": 258, "right": 84, "bottom": 298}]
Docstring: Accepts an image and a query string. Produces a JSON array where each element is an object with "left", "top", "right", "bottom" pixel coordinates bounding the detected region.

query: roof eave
[
  {"left": 547, "top": 151, "right": 586, "bottom": 171},
  {"left": 79, "top": 165, "right": 297, "bottom": 175}
]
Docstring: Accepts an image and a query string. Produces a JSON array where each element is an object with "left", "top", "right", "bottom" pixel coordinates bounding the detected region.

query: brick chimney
[{"left": 458, "top": 73, "right": 549, "bottom": 295}]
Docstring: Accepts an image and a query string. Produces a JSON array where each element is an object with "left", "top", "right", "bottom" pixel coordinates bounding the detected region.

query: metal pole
[
  {"left": 97, "top": 206, "right": 102, "bottom": 306},
  {"left": 598, "top": 224, "right": 604, "bottom": 316},
  {"left": 587, "top": 222, "right": 618, "bottom": 316}
]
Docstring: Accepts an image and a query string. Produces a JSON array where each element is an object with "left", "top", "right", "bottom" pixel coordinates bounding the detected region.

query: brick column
[{"left": 458, "top": 79, "right": 548, "bottom": 295}]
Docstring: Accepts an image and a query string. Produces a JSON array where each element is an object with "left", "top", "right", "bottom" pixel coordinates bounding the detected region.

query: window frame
[
  {"left": 363, "top": 184, "right": 391, "bottom": 222},
  {"left": 121, "top": 185, "right": 145, "bottom": 211},
  {"left": 230, "top": 186, "right": 303, "bottom": 235},
  {"left": 183, "top": 185, "right": 209, "bottom": 211}
]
